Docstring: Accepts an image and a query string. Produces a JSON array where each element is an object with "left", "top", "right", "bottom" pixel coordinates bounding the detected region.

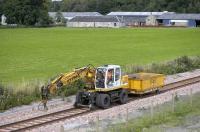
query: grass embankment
[
  {"left": 0, "top": 56, "right": 200, "bottom": 111},
  {"left": 107, "top": 92, "right": 200, "bottom": 132}
]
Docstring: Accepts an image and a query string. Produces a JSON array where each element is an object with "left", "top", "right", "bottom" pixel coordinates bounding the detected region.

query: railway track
[
  {"left": 163, "top": 75, "right": 200, "bottom": 91},
  {"left": 0, "top": 75, "right": 200, "bottom": 132},
  {"left": 0, "top": 108, "right": 91, "bottom": 132}
]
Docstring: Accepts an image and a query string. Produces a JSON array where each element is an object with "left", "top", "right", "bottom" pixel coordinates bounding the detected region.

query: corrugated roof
[
  {"left": 157, "top": 14, "right": 200, "bottom": 20},
  {"left": 122, "top": 16, "right": 146, "bottom": 23},
  {"left": 69, "top": 16, "right": 120, "bottom": 22},
  {"left": 107, "top": 12, "right": 174, "bottom": 16},
  {"left": 48, "top": 12, "right": 102, "bottom": 18}
]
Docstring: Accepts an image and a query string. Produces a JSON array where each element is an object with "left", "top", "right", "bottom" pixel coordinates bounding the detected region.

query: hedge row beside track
[{"left": 124, "top": 56, "right": 200, "bottom": 75}]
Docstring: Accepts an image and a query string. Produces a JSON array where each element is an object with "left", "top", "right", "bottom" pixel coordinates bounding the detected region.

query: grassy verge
[
  {"left": 107, "top": 93, "right": 200, "bottom": 132},
  {"left": 0, "top": 56, "right": 200, "bottom": 112}
]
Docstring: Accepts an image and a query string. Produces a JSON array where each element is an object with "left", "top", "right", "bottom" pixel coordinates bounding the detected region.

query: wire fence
[{"left": 62, "top": 85, "right": 200, "bottom": 132}]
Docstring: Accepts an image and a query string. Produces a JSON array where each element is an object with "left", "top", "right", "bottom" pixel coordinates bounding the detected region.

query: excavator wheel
[
  {"left": 119, "top": 89, "right": 128, "bottom": 104},
  {"left": 74, "top": 91, "right": 82, "bottom": 108},
  {"left": 96, "top": 93, "right": 111, "bottom": 109}
]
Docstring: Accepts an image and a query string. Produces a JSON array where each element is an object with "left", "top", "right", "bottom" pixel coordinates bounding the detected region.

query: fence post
[
  {"left": 190, "top": 88, "right": 193, "bottom": 108},
  {"left": 60, "top": 125, "right": 64, "bottom": 132},
  {"left": 150, "top": 99, "right": 154, "bottom": 119},
  {"left": 126, "top": 107, "right": 128, "bottom": 129},
  {"left": 172, "top": 91, "right": 175, "bottom": 112},
  {"left": 96, "top": 114, "right": 99, "bottom": 132}
]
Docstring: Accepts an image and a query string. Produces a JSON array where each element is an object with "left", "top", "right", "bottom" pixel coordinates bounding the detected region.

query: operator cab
[{"left": 95, "top": 65, "right": 121, "bottom": 88}]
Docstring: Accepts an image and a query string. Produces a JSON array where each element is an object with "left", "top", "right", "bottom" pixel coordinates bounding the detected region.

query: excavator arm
[{"left": 41, "top": 64, "right": 96, "bottom": 108}]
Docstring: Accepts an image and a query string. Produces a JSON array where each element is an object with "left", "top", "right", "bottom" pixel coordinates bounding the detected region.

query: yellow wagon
[{"left": 127, "top": 73, "right": 165, "bottom": 94}]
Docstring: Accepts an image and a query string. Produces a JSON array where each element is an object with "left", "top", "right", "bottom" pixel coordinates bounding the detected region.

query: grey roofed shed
[
  {"left": 107, "top": 12, "right": 174, "bottom": 16},
  {"left": 157, "top": 14, "right": 200, "bottom": 20},
  {"left": 48, "top": 12, "right": 102, "bottom": 20},
  {"left": 69, "top": 16, "right": 120, "bottom": 22},
  {"left": 122, "top": 16, "right": 146, "bottom": 23}
]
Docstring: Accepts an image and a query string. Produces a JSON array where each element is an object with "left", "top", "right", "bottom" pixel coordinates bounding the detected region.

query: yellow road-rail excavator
[{"left": 41, "top": 64, "right": 165, "bottom": 109}]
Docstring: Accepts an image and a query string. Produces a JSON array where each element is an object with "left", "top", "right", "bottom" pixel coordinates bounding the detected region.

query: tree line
[
  {"left": 1, "top": 0, "right": 200, "bottom": 26},
  {"left": 50, "top": 0, "right": 200, "bottom": 14}
]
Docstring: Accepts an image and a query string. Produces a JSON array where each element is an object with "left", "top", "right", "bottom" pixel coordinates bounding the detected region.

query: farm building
[
  {"left": 107, "top": 12, "right": 174, "bottom": 26},
  {"left": 67, "top": 16, "right": 124, "bottom": 28},
  {"left": 48, "top": 12, "right": 102, "bottom": 21},
  {"left": 157, "top": 14, "right": 200, "bottom": 27}
]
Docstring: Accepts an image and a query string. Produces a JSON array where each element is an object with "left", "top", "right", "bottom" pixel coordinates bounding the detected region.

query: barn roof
[
  {"left": 69, "top": 16, "right": 120, "bottom": 22},
  {"left": 48, "top": 12, "right": 102, "bottom": 19},
  {"left": 107, "top": 12, "right": 174, "bottom": 16},
  {"left": 157, "top": 13, "right": 200, "bottom": 20},
  {"left": 122, "top": 16, "right": 146, "bottom": 23}
]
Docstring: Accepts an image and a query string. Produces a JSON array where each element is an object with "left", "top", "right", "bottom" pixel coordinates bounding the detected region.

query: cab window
[
  {"left": 115, "top": 68, "right": 120, "bottom": 81},
  {"left": 107, "top": 69, "right": 114, "bottom": 86},
  {"left": 96, "top": 68, "right": 106, "bottom": 88}
]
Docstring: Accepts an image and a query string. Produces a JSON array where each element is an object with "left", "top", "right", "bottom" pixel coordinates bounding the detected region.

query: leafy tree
[
  {"left": 3, "top": 0, "right": 52, "bottom": 26},
  {"left": 58, "top": 0, "right": 200, "bottom": 14},
  {"left": 0, "top": 0, "right": 4, "bottom": 16},
  {"left": 49, "top": 1, "right": 63, "bottom": 12},
  {"left": 55, "top": 11, "right": 65, "bottom": 23}
]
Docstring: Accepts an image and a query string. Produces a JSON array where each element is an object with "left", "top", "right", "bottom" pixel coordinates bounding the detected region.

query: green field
[{"left": 0, "top": 27, "right": 200, "bottom": 83}]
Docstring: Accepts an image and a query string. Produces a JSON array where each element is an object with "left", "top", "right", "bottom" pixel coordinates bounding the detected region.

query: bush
[
  {"left": 0, "top": 81, "right": 41, "bottom": 112},
  {"left": 57, "top": 79, "right": 85, "bottom": 97}
]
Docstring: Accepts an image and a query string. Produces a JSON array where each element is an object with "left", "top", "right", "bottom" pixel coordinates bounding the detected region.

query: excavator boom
[{"left": 41, "top": 64, "right": 96, "bottom": 108}]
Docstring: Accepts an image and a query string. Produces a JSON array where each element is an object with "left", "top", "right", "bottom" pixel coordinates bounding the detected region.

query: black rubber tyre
[
  {"left": 96, "top": 94, "right": 110, "bottom": 109},
  {"left": 74, "top": 92, "right": 82, "bottom": 108},
  {"left": 155, "top": 88, "right": 160, "bottom": 94},
  {"left": 119, "top": 89, "right": 128, "bottom": 104},
  {"left": 95, "top": 94, "right": 101, "bottom": 107}
]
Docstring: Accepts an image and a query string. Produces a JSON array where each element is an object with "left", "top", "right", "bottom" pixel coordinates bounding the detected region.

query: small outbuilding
[
  {"left": 157, "top": 14, "right": 200, "bottom": 27},
  {"left": 1, "top": 14, "right": 7, "bottom": 25},
  {"left": 67, "top": 16, "right": 124, "bottom": 28}
]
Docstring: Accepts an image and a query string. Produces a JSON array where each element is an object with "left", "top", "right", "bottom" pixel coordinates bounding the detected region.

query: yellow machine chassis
[{"left": 87, "top": 83, "right": 128, "bottom": 93}]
